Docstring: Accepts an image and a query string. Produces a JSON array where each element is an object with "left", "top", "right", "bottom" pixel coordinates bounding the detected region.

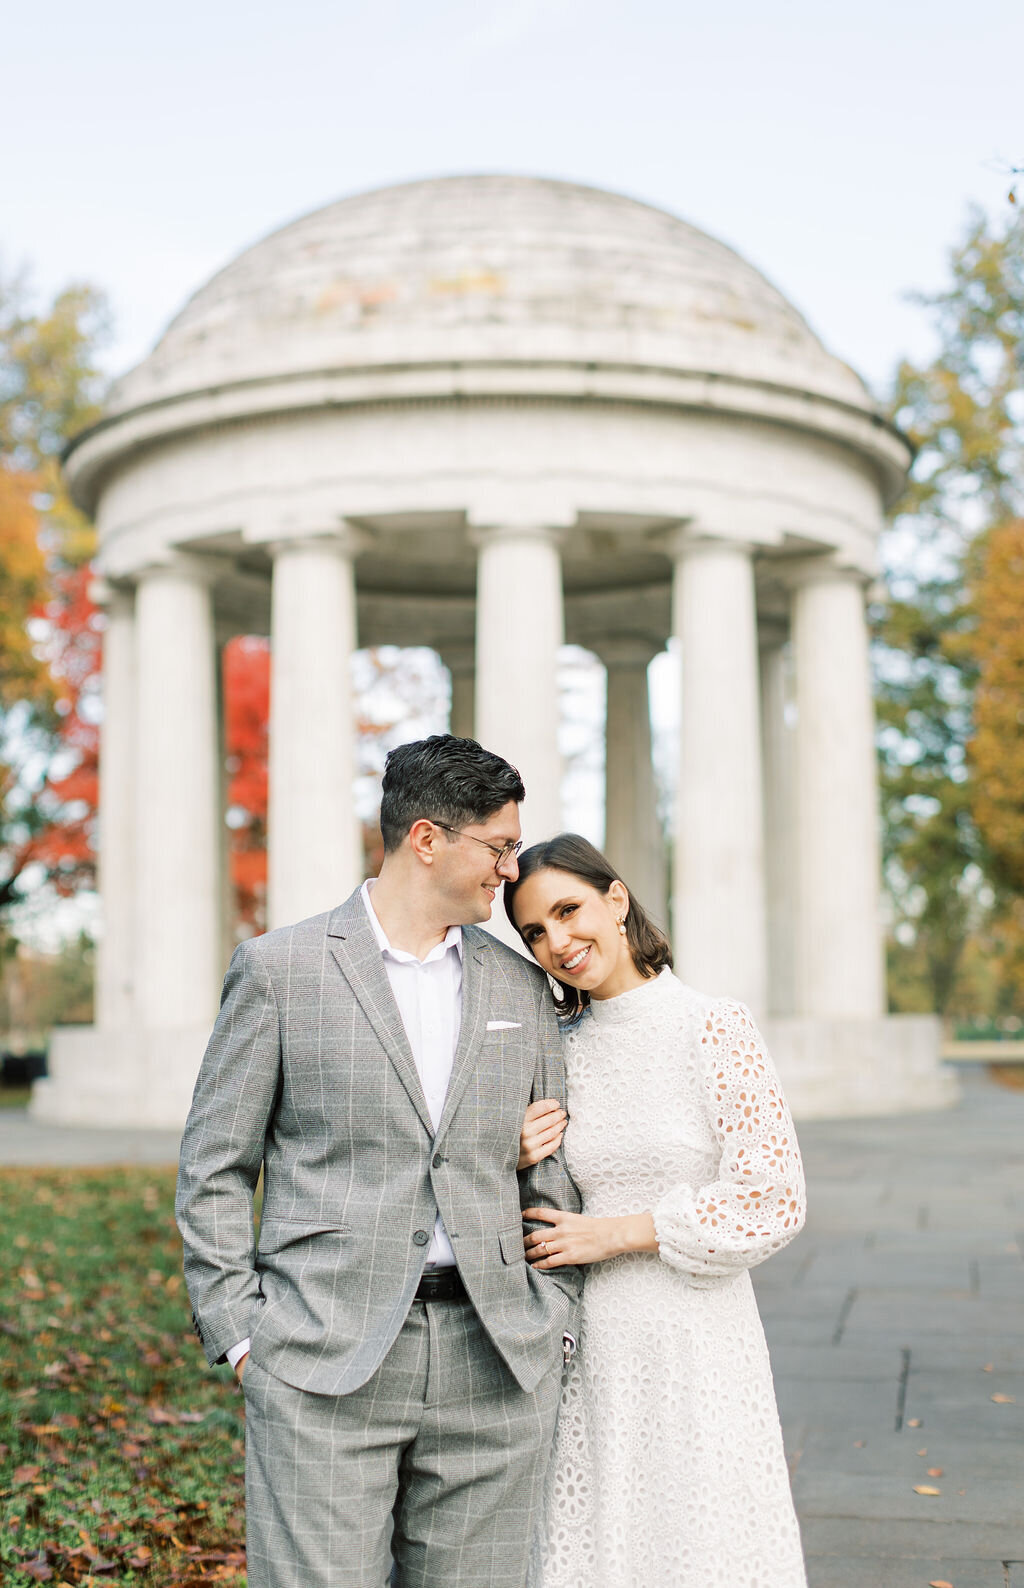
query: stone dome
[{"left": 111, "top": 174, "right": 869, "bottom": 415}]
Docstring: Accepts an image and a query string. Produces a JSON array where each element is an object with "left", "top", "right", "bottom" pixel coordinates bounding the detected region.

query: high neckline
[{"left": 585, "top": 965, "right": 676, "bottom": 1022}]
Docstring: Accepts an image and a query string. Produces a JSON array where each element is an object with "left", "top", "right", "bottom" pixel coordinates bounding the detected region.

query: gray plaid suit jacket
[{"left": 176, "top": 888, "right": 582, "bottom": 1397}]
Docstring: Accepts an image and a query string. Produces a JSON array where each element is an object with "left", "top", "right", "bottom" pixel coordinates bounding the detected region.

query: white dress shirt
[
  {"left": 227, "top": 883, "right": 464, "bottom": 1371},
  {"left": 359, "top": 878, "right": 462, "bottom": 1268}
]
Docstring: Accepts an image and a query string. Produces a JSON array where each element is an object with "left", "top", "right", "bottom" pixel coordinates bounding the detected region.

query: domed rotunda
[{"left": 35, "top": 174, "right": 953, "bottom": 1125}]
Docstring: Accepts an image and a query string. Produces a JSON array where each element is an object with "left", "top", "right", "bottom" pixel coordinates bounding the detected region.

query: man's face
[{"left": 432, "top": 800, "right": 522, "bottom": 924}]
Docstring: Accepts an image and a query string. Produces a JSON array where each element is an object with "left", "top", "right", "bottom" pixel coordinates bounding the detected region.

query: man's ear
[{"left": 408, "top": 818, "right": 438, "bottom": 865}]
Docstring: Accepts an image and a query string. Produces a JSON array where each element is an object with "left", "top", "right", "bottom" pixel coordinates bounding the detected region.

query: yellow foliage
[
  {"left": 0, "top": 466, "right": 53, "bottom": 709},
  {"left": 971, "top": 519, "right": 1024, "bottom": 891}
]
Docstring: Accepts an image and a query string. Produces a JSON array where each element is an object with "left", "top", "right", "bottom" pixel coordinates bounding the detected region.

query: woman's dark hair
[
  {"left": 504, "top": 832, "right": 672, "bottom": 1020},
  {"left": 379, "top": 735, "right": 525, "bottom": 852}
]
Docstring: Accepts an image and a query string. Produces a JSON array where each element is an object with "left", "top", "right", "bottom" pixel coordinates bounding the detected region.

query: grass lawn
[{"left": 1, "top": 1167, "right": 247, "bottom": 1586}]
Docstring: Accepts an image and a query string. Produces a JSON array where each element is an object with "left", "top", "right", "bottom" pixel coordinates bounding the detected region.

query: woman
[{"left": 507, "top": 834, "right": 807, "bottom": 1588}]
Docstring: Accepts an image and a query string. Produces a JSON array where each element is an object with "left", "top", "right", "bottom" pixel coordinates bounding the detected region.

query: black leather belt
[{"left": 414, "top": 1267, "right": 467, "bottom": 1302}]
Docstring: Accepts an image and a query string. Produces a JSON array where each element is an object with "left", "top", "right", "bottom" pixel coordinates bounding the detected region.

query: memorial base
[
  {"left": 764, "top": 1014, "right": 957, "bottom": 1119},
  {"left": 31, "top": 1024, "right": 209, "bottom": 1129}
]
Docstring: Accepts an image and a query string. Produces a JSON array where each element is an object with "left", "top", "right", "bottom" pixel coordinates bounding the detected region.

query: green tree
[{"left": 876, "top": 206, "right": 1024, "bottom": 1017}]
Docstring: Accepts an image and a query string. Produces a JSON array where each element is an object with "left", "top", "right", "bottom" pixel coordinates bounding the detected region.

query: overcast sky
[{"left": 4, "top": 0, "right": 1021, "bottom": 397}]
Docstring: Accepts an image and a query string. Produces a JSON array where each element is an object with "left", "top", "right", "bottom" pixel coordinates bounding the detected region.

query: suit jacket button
[
  {"left": 432, "top": 1153, "right": 444, "bottom": 1169},
  {"left": 413, "top": 1229, "right": 430, "bottom": 1246}
]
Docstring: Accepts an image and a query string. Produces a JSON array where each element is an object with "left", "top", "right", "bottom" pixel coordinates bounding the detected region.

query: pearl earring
[{"left": 617, "top": 917, "right": 627, "bottom": 936}]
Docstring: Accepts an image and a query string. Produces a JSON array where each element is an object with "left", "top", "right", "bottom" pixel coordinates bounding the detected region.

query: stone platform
[
  {"left": 754, "top": 1066, "right": 1024, "bottom": 1586},
  {"left": 4, "top": 1065, "right": 1021, "bottom": 1583}
]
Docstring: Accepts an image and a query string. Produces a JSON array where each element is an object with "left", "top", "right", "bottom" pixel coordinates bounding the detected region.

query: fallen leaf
[
  {"left": 13, "top": 1465, "right": 41, "bottom": 1483},
  {"left": 853, "top": 1440, "right": 864, "bottom": 1448},
  {"left": 927, "top": 1467, "right": 944, "bottom": 1477},
  {"left": 928, "top": 1580, "right": 954, "bottom": 1587},
  {"left": 908, "top": 1418, "right": 922, "bottom": 1427},
  {"left": 21, "top": 1559, "right": 53, "bottom": 1582},
  {"left": 982, "top": 1363, "right": 993, "bottom": 1372},
  {"left": 991, "top": 1393, "right": 1015, "bottom": 1404},
  {"left": 913, "top": 1484, "right": 941, "bottom": 1495},
  {"left": 916, "top": 1448, "right": 927, "bottom": 1456}
]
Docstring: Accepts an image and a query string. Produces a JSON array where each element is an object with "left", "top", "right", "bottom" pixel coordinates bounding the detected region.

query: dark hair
[
  {"left": 504, "top": 832, "right": 672, "bottom": 1020},
  {"left": 379, "top": 735, "right": 525, "bottom": 853}
]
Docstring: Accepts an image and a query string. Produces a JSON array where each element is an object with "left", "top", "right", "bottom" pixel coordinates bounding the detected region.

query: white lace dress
[{"left": 530, "top": 968, "right": 807, "bottom": 1588}]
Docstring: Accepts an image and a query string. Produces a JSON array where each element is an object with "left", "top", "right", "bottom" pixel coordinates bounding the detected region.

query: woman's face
[{"left": 511, "top": 868, "right": 638, "bottom": 1000}]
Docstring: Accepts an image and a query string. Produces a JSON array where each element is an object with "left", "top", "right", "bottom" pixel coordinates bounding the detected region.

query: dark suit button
[
  {"left": 413, "top": 1229, "right": 430, "bottom": 1246},
  {"left": 432, "top": 1153, "right": 444, "bottom": 1169}
]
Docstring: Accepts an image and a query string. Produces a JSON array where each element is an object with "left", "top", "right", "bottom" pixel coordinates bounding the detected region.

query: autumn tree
[
  {"left": 0, "top": 267, "right": 109, "bottom": 924},
  {"left": 223, "top": 635, "right": 270, "bottom": 934},
  {"left": 969, "top": 519, "right": 1024, "bottom": 1005},
  {"left": 877, "top": 206, "right": 1024, "bottom": 1016}
]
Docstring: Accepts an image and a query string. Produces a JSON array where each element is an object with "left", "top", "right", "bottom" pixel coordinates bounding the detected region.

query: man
[{"left": 176, "top": 735, "right": 581, "bottom": 1588}]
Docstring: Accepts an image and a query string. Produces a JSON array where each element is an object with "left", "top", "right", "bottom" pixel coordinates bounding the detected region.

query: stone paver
[
  {"left": 0, "top": 1107, "right": 181, "bottom": 1166},
  {"left": 753, "top": 1068, "right": 1024, "bottom": 1588},
  {"left": 4, "top": 1067, "right": 1022, "bottom": 1585}
]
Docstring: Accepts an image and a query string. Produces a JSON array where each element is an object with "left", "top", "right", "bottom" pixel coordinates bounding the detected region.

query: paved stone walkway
[
  {"left": 4, "top": 1069, "right": 1022, "bottom": 1585},
  {"left": 0, "top": 1108, "right": 182, "bottom": 1165},
  {"left": 753, "top": 1068, "right": 1024, "bottom": 1587}
]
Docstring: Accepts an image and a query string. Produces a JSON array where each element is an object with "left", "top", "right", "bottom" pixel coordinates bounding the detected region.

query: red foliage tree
[
  {"left": 223, "top": 636, "right": 270, "bottom": 935},
  {"left": 5, "top": 564, "right": 101, "bottom": 908}
]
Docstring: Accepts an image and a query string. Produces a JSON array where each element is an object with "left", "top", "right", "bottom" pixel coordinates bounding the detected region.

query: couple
[{"left": 176, "top": 735, "right": 807, "bottom": 1588}]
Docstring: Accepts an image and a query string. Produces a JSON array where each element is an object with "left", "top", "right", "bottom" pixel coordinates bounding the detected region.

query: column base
[
  {"left": 763, "top": 1014, "right": 959, "bottom": 1120},
  {"left": 31, "top": 1024, "right": 209, "bottom": 1129}
]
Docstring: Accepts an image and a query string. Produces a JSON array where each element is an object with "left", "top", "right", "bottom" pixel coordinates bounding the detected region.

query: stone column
[
  {"left": 473, "top": 523, "right": 565, "bottom": 840},
  {"left": 268, "top": 531, "right": 362, "bottom": 928},
  {"left": 441, "top": 642, "right": 476, "bottom": 741},
  {"left": 94, "top": 581, "right": 136, "bottom": 1031},
  {"left": 791, "top": 563, "right": 885, "bottom": 1017},
  {"left": 598, "top": 636, "right": 667, "bottom": 928},
  {"left": 134, "top": 559, "right": 222, "bottom": 1029},
  {"left": 759, "top": 624, "right": 796, "bottom": 1016},
  {"left": 669, "top": 535, "right": 767, "bottom": 1012}
]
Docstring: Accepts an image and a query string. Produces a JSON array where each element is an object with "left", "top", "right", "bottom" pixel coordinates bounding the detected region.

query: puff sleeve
[{"left": 653, "top": 1000, "right": 806, "bottom": 1281}]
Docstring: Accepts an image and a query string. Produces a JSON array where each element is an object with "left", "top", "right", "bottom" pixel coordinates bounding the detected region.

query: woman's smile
[{"left": 560, "top": 944, "right": 592, "bottom": 974}]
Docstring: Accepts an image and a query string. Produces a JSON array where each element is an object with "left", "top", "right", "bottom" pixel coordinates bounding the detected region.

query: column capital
[
  {"left": 269, "top": 522, "right": 370, "bottom": 560},
  {"left": 780, "top": 555, "right": 872, "bottom": 592},
  {"left": 88, "top": 575, "right": 135, "bottom": 609},
  {"left": 467, "top": 520, "right": 569, "bottom": 552},
  {"left": 133, "top": 551, "right": 232, "bottom": 588},
  {"left": 593, "top": 634, "right": 662, "bottom": 670},
  {"left": 653, "top": 524, "right": 755, "bottom": 563}
]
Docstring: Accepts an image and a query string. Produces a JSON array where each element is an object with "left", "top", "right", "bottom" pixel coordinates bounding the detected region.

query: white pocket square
[{"left": 486, "top": 1020, "right": 521, "bottom": 1030}]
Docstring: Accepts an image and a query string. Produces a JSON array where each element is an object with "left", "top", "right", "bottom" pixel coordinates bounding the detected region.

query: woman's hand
[
  {"left": 518, "top": 1099, "right": 567, "bottom": 1170},
  {"left": 522, "top": 1207, "right": 657, "bottom": 1268}
]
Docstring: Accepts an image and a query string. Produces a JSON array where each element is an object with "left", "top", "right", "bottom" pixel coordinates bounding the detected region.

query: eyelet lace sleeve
[{"left": 653, "top": 1000, "right": 806, "bottom": 1280}]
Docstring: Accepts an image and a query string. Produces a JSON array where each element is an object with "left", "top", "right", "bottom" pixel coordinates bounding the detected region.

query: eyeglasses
[{"left": 432, "top": 823, "right": 523, "bottom": 869}]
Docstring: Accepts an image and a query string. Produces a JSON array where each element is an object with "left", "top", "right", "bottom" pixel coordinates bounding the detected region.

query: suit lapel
[
  {"left": 434, "top": 928, "right": 490, "bottom": 1148},
  {"left": 326, "top": 893, "right": 435, "bottom": 1138}
]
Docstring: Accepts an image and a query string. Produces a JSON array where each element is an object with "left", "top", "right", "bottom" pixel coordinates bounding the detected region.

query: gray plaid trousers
[{"left": 243, "top": 1298, "right": 562, "bottom": 1588}]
